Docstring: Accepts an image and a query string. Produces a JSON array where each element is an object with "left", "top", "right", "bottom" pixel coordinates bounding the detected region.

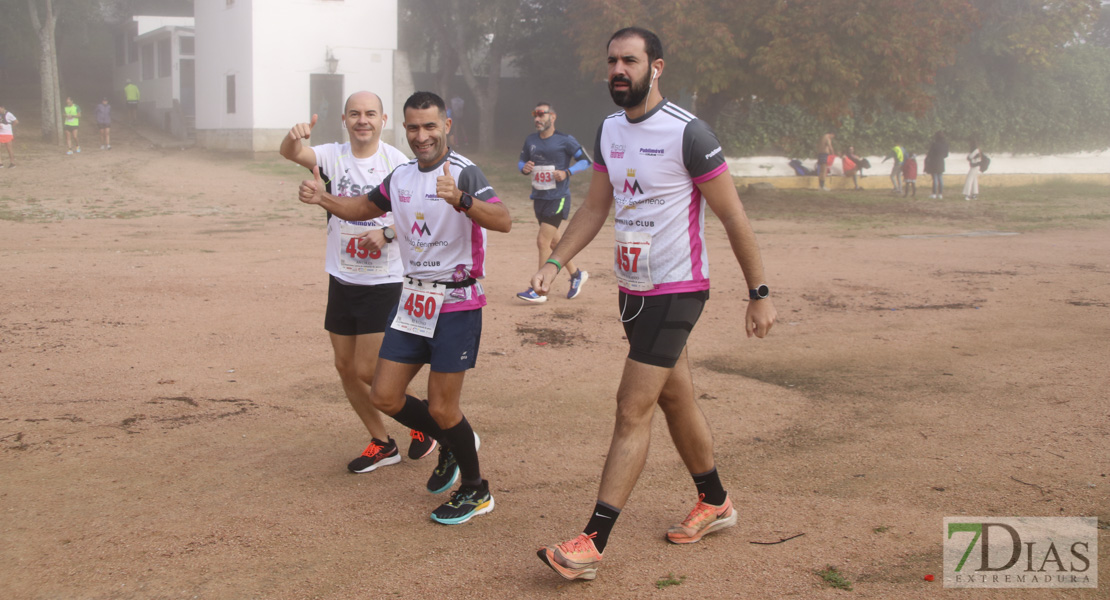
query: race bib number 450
[
  {"left": 390, "top": 280, "right": 445, "bottom": 338},
  {"left": 614, "top": 230, "right": 653, "bottom": 291}
]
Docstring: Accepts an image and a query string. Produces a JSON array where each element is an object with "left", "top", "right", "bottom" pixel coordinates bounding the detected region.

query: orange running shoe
[
  {"left": 666, "top": 493, "right": 736, "bottom": 544},
  {"left": 537, "top": 532, "right": 603, "bottom": 581}
]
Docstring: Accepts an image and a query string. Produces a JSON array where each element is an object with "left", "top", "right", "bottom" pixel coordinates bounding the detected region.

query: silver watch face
[{"left": 383, "top": 227, "right": 395, "bottom": 242}]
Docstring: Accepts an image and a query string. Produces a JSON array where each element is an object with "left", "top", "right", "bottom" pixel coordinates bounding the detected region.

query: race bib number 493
[{"left": 531, "top": 165, "right": 556, "bottom": 191}]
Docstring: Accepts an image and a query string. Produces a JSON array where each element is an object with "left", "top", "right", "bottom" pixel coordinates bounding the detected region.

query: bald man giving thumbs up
[
  {"left": 280, "top": 91, "right": 436, "bottom": 476},
  {"left": 299, "top": 91, "right": 510, "bottom": 526}
]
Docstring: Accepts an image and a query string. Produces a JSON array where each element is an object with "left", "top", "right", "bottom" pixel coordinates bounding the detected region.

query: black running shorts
[
  {"left": 324, "top": 275, "right": 403, "bottom": 336},
  {"left": 618, "top": 290, "right": 709, "bottom": 368},
  {"left": 533, "top": 197, "right": 570, "bottom": 227}
]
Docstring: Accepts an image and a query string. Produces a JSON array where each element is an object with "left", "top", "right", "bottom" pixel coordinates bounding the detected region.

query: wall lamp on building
[{"left": 326, "top": 48, "right": 339, "bottom": 74}]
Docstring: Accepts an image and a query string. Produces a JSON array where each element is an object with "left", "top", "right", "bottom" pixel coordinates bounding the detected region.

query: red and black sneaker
[
  {"left": 347, "top": 438, "right": 401, "bottom": 473},
  {"left": 408, "top": 429, "right": 438, "bottom": 460}
]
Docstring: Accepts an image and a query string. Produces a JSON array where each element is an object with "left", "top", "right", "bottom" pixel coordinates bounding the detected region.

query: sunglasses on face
[{"left": 532, "top": 109, "right": 551, "bottom": 118}]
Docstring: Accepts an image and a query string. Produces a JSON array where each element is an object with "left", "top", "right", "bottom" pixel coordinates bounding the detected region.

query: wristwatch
[
  {"left": 382, "top": 227, "right": 395, "bottom": 243},
  {"left": 458, "top": 193, "right": 474, "bottom": 213},
  {"left": 749, "top": 284, "right": 770, "bottom": 300}
]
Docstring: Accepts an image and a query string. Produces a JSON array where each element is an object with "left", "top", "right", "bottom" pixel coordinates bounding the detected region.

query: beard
[{"left": 608, "top": 70, "right": 652, "bottom": 109}]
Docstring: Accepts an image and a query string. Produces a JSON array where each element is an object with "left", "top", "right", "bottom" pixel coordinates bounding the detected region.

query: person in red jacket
[{"left": 901, "top": 153, "right": 918, "bottom": 198}]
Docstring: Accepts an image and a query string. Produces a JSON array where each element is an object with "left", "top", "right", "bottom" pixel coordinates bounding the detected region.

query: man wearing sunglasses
[{"left": 516, "top": 103, "right": 592, "bottom": 303}]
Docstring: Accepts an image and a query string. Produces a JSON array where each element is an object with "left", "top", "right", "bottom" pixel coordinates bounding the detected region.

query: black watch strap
[{"left": 749, "top": 284, "right": 770, "bottom": 300}]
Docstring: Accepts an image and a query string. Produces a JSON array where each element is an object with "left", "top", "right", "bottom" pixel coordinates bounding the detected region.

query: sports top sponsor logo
[{"left": 639, "top": 147, "right": 665, "bottom": 157}]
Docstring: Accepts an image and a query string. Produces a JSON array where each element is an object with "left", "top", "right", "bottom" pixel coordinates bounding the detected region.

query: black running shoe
[
  {"left": 408, "top": 429, "right": 438, "bottom": 460},
  {"left": 426, "top": 446, "right": 459, "bottom": 494},
  {"left": 430, "top": 479, "right": 494, "bottom": 525},
  {"left": 347, "top": 438, "right": 400, "bottom": 473}
]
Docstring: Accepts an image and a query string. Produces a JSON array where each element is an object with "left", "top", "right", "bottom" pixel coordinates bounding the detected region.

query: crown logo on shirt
[
  {"left": 627, "top": 169, "right": 636, "bottom": 177},
  {"left": 415, "top": 212, "right": 425, "bottom": 220}
]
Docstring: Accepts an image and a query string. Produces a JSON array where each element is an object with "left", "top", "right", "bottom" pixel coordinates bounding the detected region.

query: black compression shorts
[{"left": 618, "top": 290, "right": 709, "bottom": 368}]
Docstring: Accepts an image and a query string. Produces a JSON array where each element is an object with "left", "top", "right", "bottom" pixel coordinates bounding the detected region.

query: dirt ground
[{"left": 1, "top": 125, "right": 1107, "bottom": 600}]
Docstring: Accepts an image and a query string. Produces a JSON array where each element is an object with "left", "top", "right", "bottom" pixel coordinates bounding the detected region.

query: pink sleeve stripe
[
  {"left": 378, "top": 182, "right": 390, "bottom": 198},
  {"left": 483, "top": 196, "right": 502, "bottom": 204},
  {"left": 593, "top": 163, "right": 609, "bottom": 173},
  {"left": 469, "top": 220, "right": 486, "bottom": 279},
  {"left": 687, "top": 187, "right": 706, "bottom": 281},
  {"left": 692, "top": 162, "right": 728, "bottom": 185}
]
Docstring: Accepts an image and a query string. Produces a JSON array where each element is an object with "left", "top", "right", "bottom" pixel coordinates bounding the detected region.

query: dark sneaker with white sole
[
  {"left": 430, "top": 479, "right": 494, "bottom": 525},
  {"left": 347, "top": 438, "right": 401, "bottom": 473}
]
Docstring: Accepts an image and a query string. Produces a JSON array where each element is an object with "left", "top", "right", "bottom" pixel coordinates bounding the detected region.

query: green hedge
[{"left": 716, "top": 45, "right": 1110, "bottom": 157}]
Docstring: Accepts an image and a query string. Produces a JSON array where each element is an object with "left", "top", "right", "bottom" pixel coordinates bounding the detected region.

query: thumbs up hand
[
  {"left": 288, "top": 113, "right": 319, "bottom": 142},
  {"left": 299, "top": 165, "right": 325, "bottom": 205},
  {"left": 436, "top": 161, "right": 462, "bottom": 206}
]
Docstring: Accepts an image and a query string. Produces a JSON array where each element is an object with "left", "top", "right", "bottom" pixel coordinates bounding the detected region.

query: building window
[
  {"left": 180, "top": 36, "right": 194, "bottom": 55},
  {"left": 158, "top": 39, "right": 172, "bottom": 78},
  {"left": 141, "top": 43, "right": 154, "bottom": 80},
  {"left": 226, "top": 75, "right": 236, "bottom": 114}
]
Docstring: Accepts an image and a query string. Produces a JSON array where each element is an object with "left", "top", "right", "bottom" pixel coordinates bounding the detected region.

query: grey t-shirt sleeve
[
  {"left": 458, "top": 165, "right": 498, "bottom": 202},
  {"left": 369, "top": 171, "right": 393, "bottom": 212},
  {"left": 592, "top": 121, "right": 607, "bottom": 169},
  {"left": 682, "top": 118, "right": 727, "bottom": 179}
]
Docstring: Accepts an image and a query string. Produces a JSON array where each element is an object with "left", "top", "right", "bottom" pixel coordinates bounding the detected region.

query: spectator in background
[
  {"left": 124, "top": 80, "right": 140, "bottom": 124},
  {"left": 96, "top": 98, "right": 112, "bottom": 150},
  {"left": 817, "top": 131, "right": 835, "bottom": 191},
  {"left": 881, "top": 144, "right": 905, "bottom": 194},
  {"left": 63, "top": 97, "right": 81, "bottom": 155},
  {"left": 843, "top": 146, "right": 867, "bottom": 190},
  {"left": 901, "top": 153, "right": 918, "bottom": 198},
  {"left": 0, "top": 104, "right": 18, "bottom": 168},
  {"left": 925, "top": 131, "right": 948, "bottom": 199},
  {"left": 963, "top": 138, "right": 982, "bottom": 201}
]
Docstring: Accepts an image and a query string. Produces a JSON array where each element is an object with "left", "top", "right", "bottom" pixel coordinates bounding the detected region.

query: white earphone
[{"left": 652, "top": 68, "right": 658, "bottom": 80}]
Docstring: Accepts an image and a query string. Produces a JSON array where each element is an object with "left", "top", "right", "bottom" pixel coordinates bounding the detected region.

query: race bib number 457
[{"left": 614, "top": 230, "right": 653, "bottom": 291}]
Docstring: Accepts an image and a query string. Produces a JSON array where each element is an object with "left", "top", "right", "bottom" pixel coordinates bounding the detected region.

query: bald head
[{"left": 345, "top": 91, "right": 383, "bottom": 114}]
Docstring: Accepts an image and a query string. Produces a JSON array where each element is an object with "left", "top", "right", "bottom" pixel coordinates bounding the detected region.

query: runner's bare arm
[
  {"left": 698, "top": 171, "right": 777, "bottom": 339},
  {"left": 298, "top": 165, "right": 384, "bottom": 221},
  {"left": 531, "top": 168, "right": 613, "bottom": 294},
  {"left": 279, "top": 114, "right": 319, "bottom": 169}
]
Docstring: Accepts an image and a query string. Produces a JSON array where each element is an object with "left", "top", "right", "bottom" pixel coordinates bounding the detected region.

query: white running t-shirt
[
  {"left": 312, "top": 141, "right": 408, "bottom": 286},
  {"left": 593, "top": 100, "right": 729, "bottom": 296}
]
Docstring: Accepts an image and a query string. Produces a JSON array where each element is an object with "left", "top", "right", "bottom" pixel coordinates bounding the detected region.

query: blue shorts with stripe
[{"left": 379, "top": 306, "right": 482, "bottom": 373}]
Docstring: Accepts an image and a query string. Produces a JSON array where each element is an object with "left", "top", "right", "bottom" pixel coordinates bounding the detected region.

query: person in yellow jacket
[
  {"left": 124, "top": 79, "right": 140, "bottom": 123},
  {"left": 63, "top": 97, "right": 81, "bottom": 155}
]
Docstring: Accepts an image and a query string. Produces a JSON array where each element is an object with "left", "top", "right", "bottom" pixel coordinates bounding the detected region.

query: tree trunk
[
  {"left": 448, "top": 0, "right": 517, "bottom": 153},
  {"left": 28, "top": 0, "right": 63, "bottom": 145}
]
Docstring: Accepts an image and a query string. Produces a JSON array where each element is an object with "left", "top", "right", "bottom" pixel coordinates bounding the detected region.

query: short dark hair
[
  {"left": 608, "top": 27, "right": 664, "bottom": 64},
  {"left": 404, "top": 91, "right": 446, "bottom": 117},
  {"left": 536, "top": 101, "right": 553, "bottom": 112}
]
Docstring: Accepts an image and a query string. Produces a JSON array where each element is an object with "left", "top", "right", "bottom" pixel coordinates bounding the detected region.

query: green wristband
[{"left": 545, "top": 258, "right": 563, "bottom": 273}]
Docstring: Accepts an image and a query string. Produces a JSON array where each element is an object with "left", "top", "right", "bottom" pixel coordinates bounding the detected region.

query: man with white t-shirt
[
  {"left": 531, "top": 27, "right": 777, "bottom": 581},
  {"left": 281, "top": 91, "right": 435, "bottom": 474},
  {"left": 299, "top": 91, "right": 511, "bottom": 525}
]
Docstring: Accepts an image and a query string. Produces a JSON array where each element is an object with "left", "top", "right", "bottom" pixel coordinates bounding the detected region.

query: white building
[
  {"left": 113, "top": 16, "right": 196, "bottom": 137},
  {"left": 193, "top": 0, "right": 411, "bottom": 152}
]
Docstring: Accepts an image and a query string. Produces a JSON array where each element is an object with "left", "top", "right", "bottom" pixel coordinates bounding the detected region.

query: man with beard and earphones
[
  {"left": 299, "top": 91, "right": 511, "bottom": 525},
  {"left": 516, "top": 102, "right": 592, "bottom": 303},
  {"left": 532, "top": 27, "right": 777, "bottom": 581},
  {"left": 281, "top": 91, "right": 436, "bottom": 474}
]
